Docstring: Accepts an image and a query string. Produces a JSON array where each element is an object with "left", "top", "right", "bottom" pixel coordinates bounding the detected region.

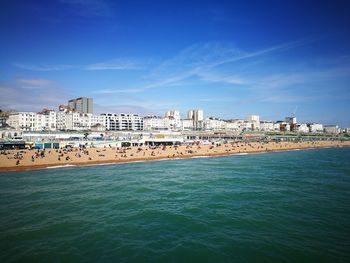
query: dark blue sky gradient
[{"left": 1, "top": 0, "right": 350, "bottom": 126}]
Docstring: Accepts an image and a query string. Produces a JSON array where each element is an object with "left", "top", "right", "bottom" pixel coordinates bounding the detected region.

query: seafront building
[
  {"left": 0, "top": 116, "right": 7, "bottom": 128},
  {"left": 323, "top": 125, "right": 340, "bottom": 134},
  {"left": 223, "top": 119, "right": 255, "bottom": 132},
  {"left": 143, "top": 115, "right": 181, "bottom": 131},
  {"left": 101, "top": 113, "right": 143, "bottom": 131},
  {"left": 285, "top": 116, "right": 297, "bottom": 125},
  {"left": 143, "top": 116, "right": 168, "bottom": 131},
  {"left": 56, "top": 111, "right": 104, "bottom": 131},
  {"left": 0, "top": 111, "right": 9, "bottom": 127},
  {"left": 225, "top": 121, "right": 240, "bottom": 131},
  {"left": 1, "top": 98, "right": 347, "bottom": 134},
  {"left": 187, "top": 109, "right": 203, "bottom": 122},
  {"left": 7, "top": 110, "right": 57, "bottom": 131},
  {"left": 296, "top": 123, "right": 309, "bottom": 133},
  {"left": 203, "top": 117, "right": 227, "bottom": 131},
  {"left": 165, "top": 110, "right": 181, "bottom": 120},
  {"left": 68, "top": 97, "right": 93, "bottom": 114},
  {"left": 181, "top": 119, "right": 194, "bottom": 131},
  {"left": 259, "top": 121, "right": 280, "bottom": 132},
  {"left": 308, "top": 123, "right": 324, "bottom": 133},
  {"left": 187, "top": 109, "right": 204, "bottom": 130},
  {"left": 5, "top": 110, "right": 344, "bottom": 134},
  {"left": 247, "top": 115, "right": 260, "bottom": 130}
]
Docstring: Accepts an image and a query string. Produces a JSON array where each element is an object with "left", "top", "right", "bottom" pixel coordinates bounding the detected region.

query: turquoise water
[{"left": 1, "top": 147, "right": 350, "bottom": 262}]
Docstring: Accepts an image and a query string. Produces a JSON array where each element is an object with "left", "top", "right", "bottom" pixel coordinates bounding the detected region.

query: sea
[{"left": 1, "top": 147, "right": 350, "bottom": 262}]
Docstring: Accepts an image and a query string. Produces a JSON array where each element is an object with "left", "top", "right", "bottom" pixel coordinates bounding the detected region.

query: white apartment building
[
  {"left": 308, "top": 123, "right": 323, "bottom": 133},
  {"left": 204, "top": 118, "right": 226, "bottom": 131},
  {"left": 242, "top": 121, "right": 254, "bottom": 131},
  {"left": 247, "top": 115, "right": 260, "bottom": 122},
  {"left": 56, "top": 111, "right": 67, "bottom": 130},
  {"left": 168, "top": 117, "right": 182, "bottom": 130},
  {"left": 7, "top": 111, "right": 56, "bottom": 131},
  {"left": 181, "top": 119, "right": 194, "bottom": 131},
  {"left": 30, "top": 110, "right": 105, "bottom": 131},
  {"left": 228, "top": 119, "right": 255, "bottom": 132},
  {"left": 246, "top": 115, "right": 260, "bottom": 130},
  {"left": 296, "top": 124, "right": 309, "bottom": 133},
  {"left": 187, "top": 109, "right": 204, "bottom": 130},
  {"left": 35, "top": 111, "right": 57, "bottom": 131},
  {"left": 165, "top": 110, "right": 181, "bottom": 120},
  {"left": 222, "top": 119, "right": 258, "bottom": 132},
  {"left": 143, "top": 116, "right": 168, "bottom": 131},
  {"left": 259, "top": 121, "right": 280, "bottom": 131},
  {"left": 225, "top": 121, "right": 240, "bottom": 131},
  {"left": 67, "top": 113, "right": 92, "bottom": 131},
  {"left": 143, "top": 115, "right": 183, "bottom": 131},
  {"left": 188, "top": 109, "right": 204, "bottom": 122},
  {"left": 56, "top": 112, "right": 101, "bottom": 131},
  {"left": 7, "top": 112, "right": 36, "bottom": 131},
  {"left": 101, "top": 113, "right": 143, "bottom": 131},
  {"left": 324, "top": 125, "right": 340, "bottom": 134},
  {"left": 11, "top": 111, "right": 141, "bottom": 132}
]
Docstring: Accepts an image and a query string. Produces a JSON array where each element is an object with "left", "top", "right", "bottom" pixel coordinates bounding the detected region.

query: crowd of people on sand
[{"left": 0, "top": 139, "right": 347, "bottom": 168}]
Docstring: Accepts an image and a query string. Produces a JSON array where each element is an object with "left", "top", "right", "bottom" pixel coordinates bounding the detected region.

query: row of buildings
[{"left": 0, "top": 97, "right": 347, "bottom": 134}]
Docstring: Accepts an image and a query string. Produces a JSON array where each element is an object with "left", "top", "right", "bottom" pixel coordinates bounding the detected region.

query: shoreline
[{"left": 1, "top": 143, "right": 348, "bottom": 173}]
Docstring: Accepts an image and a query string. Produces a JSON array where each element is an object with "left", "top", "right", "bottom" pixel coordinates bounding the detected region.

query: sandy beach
[{"left": 1, "top": 140, "right": 349, "bottom": 172}]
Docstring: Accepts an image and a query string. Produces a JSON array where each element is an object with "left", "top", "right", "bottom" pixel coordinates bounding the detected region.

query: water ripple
[{"left": 1, "top": 147, "right": 350, "bottom": 262}]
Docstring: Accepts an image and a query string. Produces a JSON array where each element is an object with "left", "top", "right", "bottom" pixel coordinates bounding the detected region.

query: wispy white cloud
[
  {"left": 126, "top": 39, "right": 313, "bottom": 93},
  {"left": 151, "top": 39, "right": 311, "bottom": 76},
  {"left": 199, "top": 97, "right": 239, "bottom": 102},
  {"left": 196, "top": 71, "right": 248, "bottom": 85},
  {"left": 201, "top": 66, "right": 350, "bottom": 91},
  {"left": 13, "top": 40, "right": 312, "bottom": 95},
  {"left": 13, "top": 63, "right": 75, "bottom": 71},
  {"left": 16, "top": 78, "right": 55, "bottom": 87},
  {"left": 93, "top": 70, "right": 194, "bottom": 94},
  {"left": 93, "top": 100, "right": 179, "bottom": 115},
  {"left": 0, "top": 78, "right": 70, "bottom": 111},
  {"left": 13, "top": 58, "right": 144, "bottom": 71},
  {"left": 94, "top": 88, "right": 144, "bottom": 94},
  {"left": 85, "top": 58, "right": 143, "bottom": 70},
  {"left": 11, "top": 39, "right": 322, "bottom": 102},
  {"left": 208, "top": 39, "right": 312, "bottom": 68}
]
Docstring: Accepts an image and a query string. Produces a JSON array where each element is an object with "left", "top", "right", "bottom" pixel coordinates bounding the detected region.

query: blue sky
[{"left": 1, "top": 0, "right": 350, "bottom": 126}]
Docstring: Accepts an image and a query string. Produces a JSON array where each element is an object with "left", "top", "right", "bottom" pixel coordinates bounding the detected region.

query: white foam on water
[
  {"left": 190, "top": 156, "right": 211, "bottom": 159},
  {"left": 89, "top": 163, "right": 113, "bottom": 166},
  {"left": 47, "top": 164, "right": 77, "bottom": 169}
]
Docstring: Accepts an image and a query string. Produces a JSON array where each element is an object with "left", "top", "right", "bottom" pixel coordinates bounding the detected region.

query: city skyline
[{"left": 1, "top": 0, "right": 350, "bottom": 126}]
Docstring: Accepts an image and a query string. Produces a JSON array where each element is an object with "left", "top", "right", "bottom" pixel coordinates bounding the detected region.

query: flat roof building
[{"left": 68, "top": 97, "right": 93, "bottom": 114}]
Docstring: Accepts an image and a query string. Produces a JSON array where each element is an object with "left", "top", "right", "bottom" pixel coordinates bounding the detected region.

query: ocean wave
[{"left": 46, "top": 164, "right": 77, "bottom": 169}]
